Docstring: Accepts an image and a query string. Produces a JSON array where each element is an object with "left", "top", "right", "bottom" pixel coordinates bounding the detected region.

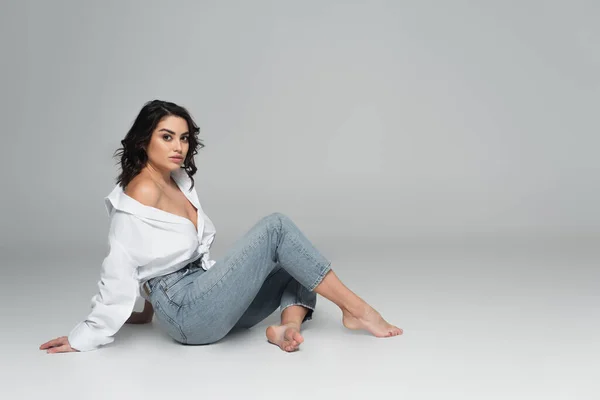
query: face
[{"left": 145, "top": 115, "right": 190, "bottom": 172}]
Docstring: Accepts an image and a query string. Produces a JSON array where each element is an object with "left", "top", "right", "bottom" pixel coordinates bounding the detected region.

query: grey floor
[{"left": 4, "top": 235, "right": 599, "bottom": 399}]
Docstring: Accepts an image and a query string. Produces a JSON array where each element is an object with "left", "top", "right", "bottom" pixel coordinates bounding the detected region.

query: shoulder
[{"left": 124, "top": 176, "right": 161, "bottom": 208}]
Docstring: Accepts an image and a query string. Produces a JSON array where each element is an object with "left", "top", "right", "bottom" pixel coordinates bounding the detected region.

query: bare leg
[
  {"left": 266, "top": 305, "right": 307, "bottom": 352},
  {"left": 313, "top": 269, "right": 403, "bottom": 337}
]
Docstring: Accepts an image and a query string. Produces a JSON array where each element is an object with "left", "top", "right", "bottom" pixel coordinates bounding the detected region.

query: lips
[{"left": 170, "top": 157, "right": 184, "bottom": 161}]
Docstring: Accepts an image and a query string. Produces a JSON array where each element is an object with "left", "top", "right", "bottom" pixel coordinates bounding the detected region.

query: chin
[{"left": 167, "top": 160, "right": 184, "bottom": 168}]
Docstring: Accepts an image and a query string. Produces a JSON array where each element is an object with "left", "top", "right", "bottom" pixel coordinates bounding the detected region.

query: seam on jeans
[
  {"left": 309, "top": 260, "right": 332, "bottom": 291},
  {"left": 286, "top": 233, "right": 330, "bottom": 289},
  {"left": 165, "top": 292, "right": 186, "bottom": 309},
  {"left": 158, "top": 282, "right": 183, "bottom": 308},
  {"left": 164, "top": 274, "right": 187, "bottom": 292},
  {"left": 181, "top": 232, "right": 265, "bottom": 309},
  {"left": 277, "top": 214, "right": 330, "bottom": 293},
  {"left": 162, "top": 280, "right": 194, "bottom": 307},
  {"left": 287, "top": 233, "right": 320, "bottom": 266},
  {"left": 155, "top": 301, "right": 186, "bottom": 342}
]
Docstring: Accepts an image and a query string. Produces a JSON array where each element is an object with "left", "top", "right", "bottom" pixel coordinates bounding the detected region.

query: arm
[
  {"left": 41, "top": 212, "right": 153, "bottom": 353},
  {"left": 125, "top": 300, "right": 154, "bottom": 324},
  {"left": 66, "top": 237, "right": 140, "bottom": 351}
]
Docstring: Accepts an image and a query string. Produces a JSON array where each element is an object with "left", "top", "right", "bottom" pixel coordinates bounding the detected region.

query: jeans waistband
[{"left": 141, "top": 256, "right": 203, "bottom": 300}]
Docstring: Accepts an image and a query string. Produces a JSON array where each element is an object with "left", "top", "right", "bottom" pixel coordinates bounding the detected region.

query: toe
[{"left": 293, "top": 332, "right": 303, "bottom": 343}]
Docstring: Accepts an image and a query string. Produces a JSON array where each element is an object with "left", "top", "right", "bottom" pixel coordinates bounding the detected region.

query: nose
[{"left": 172, "top": 139, "right": 182, "bottom": 152}]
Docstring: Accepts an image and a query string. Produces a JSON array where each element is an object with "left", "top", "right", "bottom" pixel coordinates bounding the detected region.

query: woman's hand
[{"left": 39, "top": 336, "right": 79, "bottom": 354}]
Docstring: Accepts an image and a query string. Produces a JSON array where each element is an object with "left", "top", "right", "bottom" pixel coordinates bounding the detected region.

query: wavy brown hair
[{"left": 113, "top": 100, "right": 204, "bottom": 190}]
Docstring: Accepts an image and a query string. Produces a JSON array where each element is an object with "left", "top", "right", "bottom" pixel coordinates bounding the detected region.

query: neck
[{"left": 143, "top": 163, "right": 172, "bottom": 187}]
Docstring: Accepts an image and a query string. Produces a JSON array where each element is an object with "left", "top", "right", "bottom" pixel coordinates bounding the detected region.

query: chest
[{"left": 156, "top": 189, "right": 198, "bottom": 231}]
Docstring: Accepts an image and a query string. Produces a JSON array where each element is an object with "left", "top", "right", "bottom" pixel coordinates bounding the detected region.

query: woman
[{"left": 39, "top": 100, "right": 402, "bottom": 354}]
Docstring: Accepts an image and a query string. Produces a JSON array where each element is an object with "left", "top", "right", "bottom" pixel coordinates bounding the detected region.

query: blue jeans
[{"left": 142, "top": 212, "right": 332, "bottom": 345}]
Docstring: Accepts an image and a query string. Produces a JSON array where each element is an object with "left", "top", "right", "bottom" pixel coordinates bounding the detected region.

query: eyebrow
[{"left": 158, "top": 129, "right": 189, "bottom": 135}]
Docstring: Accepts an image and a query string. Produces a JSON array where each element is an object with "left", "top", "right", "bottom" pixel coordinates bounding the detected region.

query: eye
[
  {"left": 162, "top": 134, "right": 171, "bottom": 141},
  {"left": 182, "top": 136, "right": 189, "bottom": 142}
]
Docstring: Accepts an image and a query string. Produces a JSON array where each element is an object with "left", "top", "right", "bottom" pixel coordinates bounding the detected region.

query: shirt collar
[{"left": 104, "top": 168, "right": 200, "bottom": 224}]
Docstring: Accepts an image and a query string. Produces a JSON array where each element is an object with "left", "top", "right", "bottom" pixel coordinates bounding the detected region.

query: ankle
[
  {"left": 281, "top": 321, "right": 302, "bottom": 330},
  {"left": 342, "top": 302, "right": 370, "bottom": 318}
]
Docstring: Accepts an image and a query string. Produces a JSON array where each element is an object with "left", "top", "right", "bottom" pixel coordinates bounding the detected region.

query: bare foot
[
  {"left": 342, "top": 305, "right": 403, "bottom": 338},
  {"left": 266, "top": 323, "right": 304, "bottom": 352}
]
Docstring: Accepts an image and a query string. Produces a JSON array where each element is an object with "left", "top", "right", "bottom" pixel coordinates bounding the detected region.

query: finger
[
  {"left": 47, "top": 344, "right": 71, "bottom": 354},
  {"left": 41, "top": 336, "right": 67, "bottom": 349},
  {"left": 40, "top": 339, "right": 56, "bottom": 349},
  {"left": 40, "top": 336, "right": 66, "bottom": 349}
]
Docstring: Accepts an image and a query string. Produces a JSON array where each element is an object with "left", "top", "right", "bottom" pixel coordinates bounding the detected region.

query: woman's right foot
[{"left": 342, "top": 305, "right": 403, "bottom": 337}]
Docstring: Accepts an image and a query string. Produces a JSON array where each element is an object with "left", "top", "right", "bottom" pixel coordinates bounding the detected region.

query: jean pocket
[
  {"left": 161, "top": 271, "right": 196, "bottom": 306},
  {"left": 160, "top": 266, "right": 190, "bottom": 290}
]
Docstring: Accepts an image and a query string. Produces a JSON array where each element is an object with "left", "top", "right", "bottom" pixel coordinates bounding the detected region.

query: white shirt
[{"left": 67, "top": 168, "right": 216, "bottom": 352}]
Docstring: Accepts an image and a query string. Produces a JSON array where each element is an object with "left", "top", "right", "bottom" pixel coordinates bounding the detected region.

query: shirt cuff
[{"left": 68, "top": 321, "right": 114, "bottom": 352}]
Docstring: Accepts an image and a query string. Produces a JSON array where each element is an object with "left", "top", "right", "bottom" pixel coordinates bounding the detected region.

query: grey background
[{"left": 2, "top": 1, "right": 599, "bottom": 399}]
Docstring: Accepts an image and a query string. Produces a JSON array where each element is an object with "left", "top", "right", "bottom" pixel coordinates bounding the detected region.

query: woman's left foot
[
  {"left": 342, "top": 305, "right": 403, "bottom": 338},
  {"left": 266, "top": 323, "right": 304, "bottom": 352}
]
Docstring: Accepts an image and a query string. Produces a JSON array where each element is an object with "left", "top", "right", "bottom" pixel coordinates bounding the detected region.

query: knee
[
  {"left": 260, "top": 212, "right": 292, "bottom": 237},
  {"left": 265, "top": 212, "right": 290, "bottom": 225}
]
